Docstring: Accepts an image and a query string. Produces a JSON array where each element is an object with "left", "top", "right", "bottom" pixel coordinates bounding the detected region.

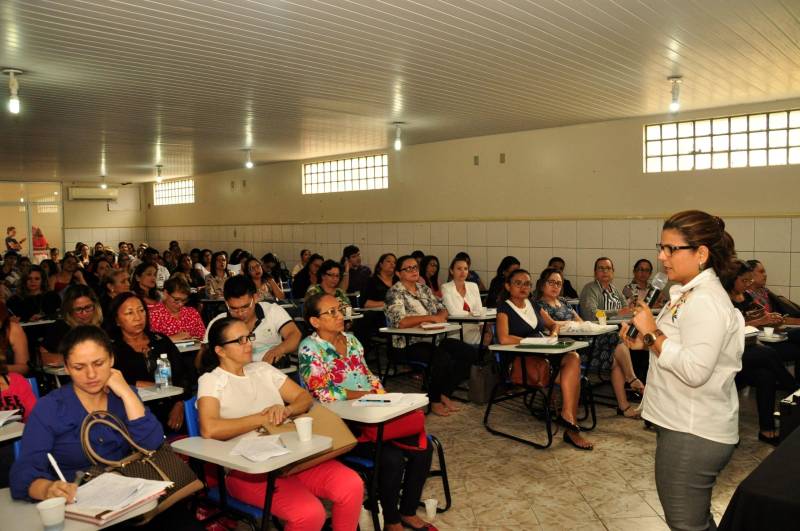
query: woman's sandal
[
  {"left": 617, "top": 404, "right": 641, "bottom": 419},
  {"left": 563, "top": 430, "right": 593, "bottom": 451},
  {"left": 555, "top": 415, "right": 582, "bottom": 432},
  {"left": 626, "top": 377, "right": 645, "bottom": 397}
]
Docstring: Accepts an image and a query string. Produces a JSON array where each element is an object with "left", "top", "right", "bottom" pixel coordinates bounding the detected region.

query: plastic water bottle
[{"left": 156, "top": 354, "right": 172, "bottom": 389}]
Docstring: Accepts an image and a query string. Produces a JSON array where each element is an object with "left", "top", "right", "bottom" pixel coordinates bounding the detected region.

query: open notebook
[{"left": 66, "top": 473, "right": 171, "bottom": 525}]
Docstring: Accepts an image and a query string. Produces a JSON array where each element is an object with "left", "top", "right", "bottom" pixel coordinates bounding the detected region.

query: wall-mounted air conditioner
[{"left": 68, "top": 187, "right": 119, "bottom": 200}]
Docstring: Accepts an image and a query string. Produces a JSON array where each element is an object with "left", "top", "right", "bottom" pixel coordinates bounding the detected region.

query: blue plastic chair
[
  {"left": 183, "top": 397, "right": 263, "bottom": 522},
  {"left": 12, "top": 377, "right": 39, "bottom": 458}
]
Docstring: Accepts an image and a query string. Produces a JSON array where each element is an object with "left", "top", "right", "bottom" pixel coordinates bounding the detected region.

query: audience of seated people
[
  {"left": 622, "top": 258, "right": 665, "bottom": 307},
  {"left": 4, "top": 236, "right": 795, "bottom": 528}
]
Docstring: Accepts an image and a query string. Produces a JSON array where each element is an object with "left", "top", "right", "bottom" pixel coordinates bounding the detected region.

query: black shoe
[
  {"left": 555, "top": 415, "right": 582, "bottom": 432},
  {"left": 758, "top": 432, "right": 780, "bottom": 446},
  {"left": 562, "top": 430, "right": 593, "bottom": 451}
]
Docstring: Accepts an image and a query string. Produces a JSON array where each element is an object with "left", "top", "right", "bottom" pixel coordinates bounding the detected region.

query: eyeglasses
[
  {"left": 635, "top": 268, "right": 653, "bottom": 273},
  {"left": 219, "top": 333, "right": 256, "bottom": 346},
  {"left": 741, "top": 278, "right": 754, "bottom": 284},
  {"left": 545, "top": 280, "right": 563, "bottom": 287},
  {"left": 323, "top": 272, "right": 341, "bottom": 279},
  {"left": 399, "top": 264, "right": 419, "bottom": 272},
  {"left": 168, "top": 293, "right": 189, "bottom": 305},
  {"left": 511, "top": 280, "right": 533, "bottom": 288},
  {"left": 227, "top": 298, "right": 254, "bottom": 314},
  {"left": 657, "top": 243, "right": 697, "bottom": 257},
  {"left": 319, "top": 305, "right": 349, "bottom": 318},
  {"left": 73, "top": 304, "right": 95, "bottom": 315},
  {"left": 595, "top": 266, "right": 613, "bottom": 272}
]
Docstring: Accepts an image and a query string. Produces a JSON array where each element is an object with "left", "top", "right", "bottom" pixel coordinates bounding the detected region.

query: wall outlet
[
  {"left": 500, "top": 153, "right": 506, "bottom": 163},
  {"left": 473, "top": 155, "right": 479, "bottom": 166}
]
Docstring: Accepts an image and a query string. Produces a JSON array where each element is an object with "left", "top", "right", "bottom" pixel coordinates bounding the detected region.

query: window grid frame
[
  {"left": 153, "top": 178, "right": 195, "bottom": 206},
  {"left": 302, "top": 154, "right": 389, "bottom": 195},
  {"left": 644, "top": 109, "right": 800, "bottom": 173}
]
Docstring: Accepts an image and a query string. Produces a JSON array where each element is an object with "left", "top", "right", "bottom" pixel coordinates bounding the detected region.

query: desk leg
[
  {"left": 369, "top": 423, "right": 385, "bottom": 531},
  {"left": 261, "top": 473, "right": 276, "bottom": 531},
  {"left": 216, "top": 465, "right": 228, "bottom": 509}
]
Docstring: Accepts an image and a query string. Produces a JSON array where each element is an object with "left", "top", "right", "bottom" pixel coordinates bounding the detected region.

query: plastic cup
[
  {"left": 345, "top": 306, "right": 352, "bottom": 318},
  {"left": 763, "top": 327, "right": 774, "bottom": 338},
  {"left": 294, "top": 416, "right": 313, "bottom": 442},
  {"left": 424, "top": 498, "right": 438, "bottom": 520},
  {"left": 37, "top": 497, "right": 66, "bottom": 530},
  {"left": 598, "top": 316, "right": 607, "bottom": 326}
]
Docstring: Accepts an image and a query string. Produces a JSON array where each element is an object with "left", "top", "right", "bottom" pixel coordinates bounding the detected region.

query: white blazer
[{"left": 441, "top": 281, "right": 483, "bottom": 345}]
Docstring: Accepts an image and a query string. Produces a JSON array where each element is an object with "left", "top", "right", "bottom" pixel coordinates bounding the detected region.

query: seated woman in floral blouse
[{"left": 299, "top": 293, "right": 436, "bottom": 531}]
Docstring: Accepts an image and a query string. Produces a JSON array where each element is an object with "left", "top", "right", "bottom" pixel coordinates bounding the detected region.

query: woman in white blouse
[
  {"left": 623, "top": 210, "right": 743, "bottom": 531},
  {"left": 441, "top": 256, "right": 485, "bottom": 346},
  {"left": 197, "top": 316, "right": 363, "bottom": 530}
]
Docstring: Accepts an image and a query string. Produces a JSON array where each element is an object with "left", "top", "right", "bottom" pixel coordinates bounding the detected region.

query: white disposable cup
[
  {"left": 345, "top": 306, "right": 352, "bottom": 318},
  {"left": 763, "top": 327, "right": 774, "bottom": 338},
  {"left": 37, "top": 497, "right": 66, "bottom": 529},
  {"left": 424, "top": 498, "right": 438, "bottom": 520},
  {"left": 295, "top": 416, "right": 313, "bottom": 442},
  {"left": 598, "top": 316, "right": 607, "bottom": 326}
]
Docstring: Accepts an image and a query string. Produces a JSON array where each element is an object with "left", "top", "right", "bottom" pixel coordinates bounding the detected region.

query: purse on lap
[{"left": 80, "top": 411, "right": 204, "bottom": 525}]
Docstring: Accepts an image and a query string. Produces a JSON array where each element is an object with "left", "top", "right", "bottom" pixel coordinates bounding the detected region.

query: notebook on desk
[
  {"left": 0, "top": 409, "right": 21, "bottom": 427},
  {"left": 65, "top": 473, "right": 171, "bottom": 525}
]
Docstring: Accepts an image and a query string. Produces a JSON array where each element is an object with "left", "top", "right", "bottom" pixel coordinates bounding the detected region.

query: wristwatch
[{"left": 643, "top": 329, "right": 664, "bottom": 347}]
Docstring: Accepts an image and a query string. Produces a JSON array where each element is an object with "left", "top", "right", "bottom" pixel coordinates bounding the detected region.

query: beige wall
[
  {"left": 63, "top": 185, "right": 146, "bottom": 229},
  {"left": 145, "top": 97, "right": 800, "bottom": 228}
]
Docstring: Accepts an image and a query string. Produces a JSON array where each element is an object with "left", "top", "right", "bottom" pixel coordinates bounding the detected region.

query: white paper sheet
[
  {"left": 0, "top": 409, "right": 20, "bottom": 426},
  {"left": 71, "top": 473, "right": 171, "bottom": 511},
  {"left": 230, "top": 434, "right": 290, "bottom": 462}
]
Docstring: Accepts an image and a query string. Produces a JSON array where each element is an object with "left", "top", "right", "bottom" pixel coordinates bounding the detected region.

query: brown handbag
[
  {"left": 80, "top": 411, "right": 204, "bottom": 525},
  {"left": 510, "top": 355, "right": 551, "bottom": 388}
]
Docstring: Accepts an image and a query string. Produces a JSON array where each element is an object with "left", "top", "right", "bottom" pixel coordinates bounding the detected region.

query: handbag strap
[{"left": 80, "top": 410, "right": 154, "bottom": 467}]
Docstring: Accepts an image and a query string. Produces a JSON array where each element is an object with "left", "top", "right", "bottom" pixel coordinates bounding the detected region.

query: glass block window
[
  {"left": 302, "top": 154, "right": 388, "bottom": 194},
  {"left": 644, "top": 109, "right": 800, "bottom": 172},
  {"left": 153, "top": 178, "right": 195, "bottom": 206}
]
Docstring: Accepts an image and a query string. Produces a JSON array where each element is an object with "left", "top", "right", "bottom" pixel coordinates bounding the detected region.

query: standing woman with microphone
[{"left": 622, "top": 210, "right": 743, "bottom": 531}]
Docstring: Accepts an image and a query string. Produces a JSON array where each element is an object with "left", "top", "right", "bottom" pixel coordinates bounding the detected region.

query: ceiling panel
[{"left": 0, "top": 0, "right": 797, "bottom": 183}]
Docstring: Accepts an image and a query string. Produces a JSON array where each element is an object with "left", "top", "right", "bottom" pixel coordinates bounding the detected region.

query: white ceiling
[{"left": 0, "top": 0, "right": 798, "bottom": 183}]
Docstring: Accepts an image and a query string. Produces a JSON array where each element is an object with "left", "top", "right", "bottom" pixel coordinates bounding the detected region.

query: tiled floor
[{"left": 357, "top": 383, "right": 774, "bottom": 531}]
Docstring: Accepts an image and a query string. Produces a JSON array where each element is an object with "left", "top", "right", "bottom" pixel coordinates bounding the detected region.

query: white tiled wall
[{"left": 141, "top": 218, "right": 800, "bottom": 301}]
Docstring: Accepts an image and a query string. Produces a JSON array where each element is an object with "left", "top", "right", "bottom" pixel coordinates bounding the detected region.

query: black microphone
[{"left": 627, "top": 272, "right": 668, "bottom": 338}]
